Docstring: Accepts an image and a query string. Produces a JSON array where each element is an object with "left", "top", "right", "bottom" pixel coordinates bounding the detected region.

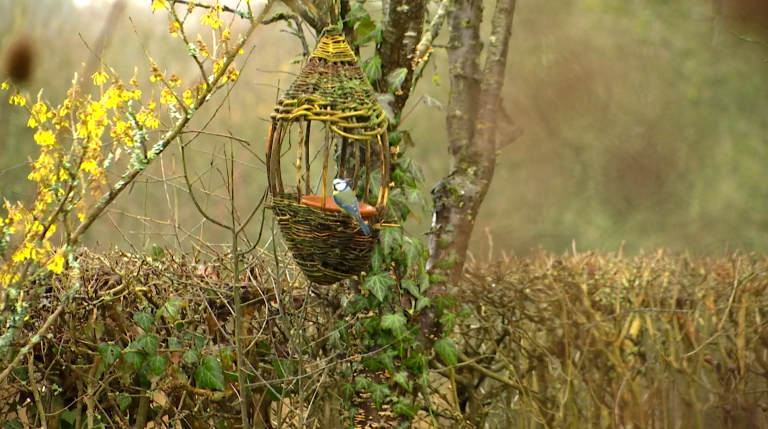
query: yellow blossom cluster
[
  {"left": 0, "top": 65, "right": 166, "bottom": 286},
  {"left": 0, "top": 0, "right": 250, "bottom": 291},
  {"left": 200, "top": 5, "right": 224, "bottom": 30}
]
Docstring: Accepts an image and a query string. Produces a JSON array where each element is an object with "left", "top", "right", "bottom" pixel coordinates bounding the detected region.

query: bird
[{"left": 332, "top": 178, "right": 371, "bottom": 235}]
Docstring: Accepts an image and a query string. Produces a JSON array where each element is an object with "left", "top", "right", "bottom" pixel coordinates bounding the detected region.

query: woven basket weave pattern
[{"left": 273, "top": 193, "right": 379, "bottom": 285}]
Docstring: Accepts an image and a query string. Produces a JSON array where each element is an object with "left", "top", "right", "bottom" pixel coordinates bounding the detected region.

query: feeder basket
[{"left": 266, "top": 27, "right": 390, "bottom": 285}]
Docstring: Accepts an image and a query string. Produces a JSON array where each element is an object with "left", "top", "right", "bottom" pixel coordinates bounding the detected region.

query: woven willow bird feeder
[{"left": 267, "top": 28, "right": 390, "bottom": 285}]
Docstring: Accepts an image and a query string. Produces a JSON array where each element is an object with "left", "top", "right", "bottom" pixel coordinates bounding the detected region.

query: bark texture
[
  {"left": 427, "top": 0, "right": 517, "bottom": 285},
  {"left": 376, "top": 0, "right": 426, "bottom": 115}
]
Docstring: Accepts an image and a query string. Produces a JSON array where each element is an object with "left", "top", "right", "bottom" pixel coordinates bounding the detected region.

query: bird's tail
[{"left": 358, "top": 217, "right": 371, "bottom": 235}]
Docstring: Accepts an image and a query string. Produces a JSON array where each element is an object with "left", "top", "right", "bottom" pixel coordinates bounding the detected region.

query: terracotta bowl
[{"left": 300, "top": 195, "right": 376, "bottom": 218}]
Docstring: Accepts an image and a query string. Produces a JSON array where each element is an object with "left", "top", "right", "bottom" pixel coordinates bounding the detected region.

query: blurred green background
[{"left": 1, "top": 0, "right": 767, "bottom": 258}]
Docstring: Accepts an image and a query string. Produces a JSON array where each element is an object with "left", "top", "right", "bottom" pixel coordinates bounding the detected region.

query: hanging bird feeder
[{"left": 266, "top": 27, "right": 390, "bottom": 285}]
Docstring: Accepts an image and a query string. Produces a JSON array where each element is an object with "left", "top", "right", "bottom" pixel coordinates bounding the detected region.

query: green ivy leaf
[
  {"left": 387, "top": 67, "right": 408, "bottom": 93},
  {"left": 393, "top": 371, "right": 412, "bottom": 393},
  {"left": 220, "top": 348, "right": 236, "bottom": 369},
  {"left": 435, "top": 338, "right": 459, "bottom": 366},
  {"left": 364, "top": 54, "right": 382, "bottom": 84},
  {"left": 193, "top": 334, "right": 206, "bottom": 350},
  {"left": 401, "top": 278, "right": 420, "bottom": 298},
  {"left": 355, "top": 376, "right": 371, "bottom": 391},
  {"left": 404, "top": 186, "right": 428, "bottom": 207},
  {"left": 97, "top": 343, "right": 122, "bottom": 367},
  {"left": 418, "top": 271, "right": 430, "bottom": 293},
  {"left": 379, "top": 226, "right": 403, "bottom": 256},
  {"left": 341, "top": 382, "right": 355, "bottom": 400},
  {"left": 369, "top": 244, "right": 384, "bottom": 273},
  {"left": 378, "top": 349, "right": 398, "bottom": 373},
  {"left": 347, "top": 2, "right": 369, "bottom": 23},
  {"left": 167, "top": 337, "right": 182, "bottom": 349},
  {"left": 146, "top": 354, "right": 168, "bottom": 376},
  {"left": 356, "top": 20, "right": 378, "bottom": 44},
  {"left": 3, "top": 418, "right": 23, "bottom": 429},
  {"left": 402, "top": 156, "right": 425, "bottom": 183},
  {"left": 403, "top": 238, "right": 426, "bottom": 268},
  {"left": 117, "top": 393, "right": 132, "bottom": 410},
  {"left": 345, "top": 294, "right": 369, "bottom": 314},
  {"left": 159, "top": 297, "right": 183, "bottom": 321},
  {"left": 362, "top": 356, "right": 384, "bottom": 371},
  {"left": 434, "top": 294, "right": 458, "bottom": 314},
  {"left": 60, "top": 410, "right": 76, "bottom": 425},
  {"left": 388, "top": 129, "right": 403, "bottom": 147},
  {"left": 195, "top": 356, "right": 225, "bottom": 391},
  {"left": 393, "top": 398, "right": 420, "bottom": 417},
  {"left": 183, "top": 349, "right": 200, "bottom": 365},
  {"left": 364, "top": 272, "right": 396, "bottom": 302},
  {"left": 403, "top": 353, "right": 427, "bottom": 374},
  {"left": 440, "top": 311, "right": 457, "bottom": 335},
  {"left": 370, "top": 383, "right": 391, "bottom": 409},
  {"left": 122, "top": 349, "right": 146, "bottom": 371},
  {"left": 458, "top": 305, "right": 473, "bottom": 318},
  {"left": 381, "top": 312, "right": 407, "bottom": 337},
  {"left": 133, "top": 311, "right": 153, "bottom": 333},
  {"left": 429, "top": 272, "right": 448, "bottom": 285},
  {"left": 415, "top": 296, "right": 431, "bottom": 312},
  {"left": 133, "top": 334, "right": 160, "bottom": 354}
]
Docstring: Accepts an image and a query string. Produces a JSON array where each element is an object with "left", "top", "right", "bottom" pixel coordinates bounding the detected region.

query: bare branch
[{"left": 412, "top": 0, "right": 450, "bottom": 70}]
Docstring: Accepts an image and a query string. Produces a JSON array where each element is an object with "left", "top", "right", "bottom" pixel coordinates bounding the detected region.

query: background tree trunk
[{"left": 427, "top": 0, "right": 518, "bottom": 285}]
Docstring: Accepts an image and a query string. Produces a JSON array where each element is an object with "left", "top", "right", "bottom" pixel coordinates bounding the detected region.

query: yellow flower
[
  {"left": 182, "top": 89, "right": 194, "bottom": 106},
  {"left": 27, "top": 102, "right": 49, "bottom": 128},
  {"left": 168, "top": 74, "right": 181, "bottom": 87},
  {"left": 1, "top": 80, "right": 9, "bottom": 90},
  {"left": 34, "top": 130, "right": 56, "bottom": 146},
  {"left": 151, "top": 0, "right": 166, "bottom": 10},
  {"left": 160, "top": 87, "right": 178, "bottom": 105},
  {"left": 196, "top": 35, "right": 210, "bottom": 57},
  {"left": 212, "top": 60, "right": 224, "bottom": 78},
  {"left": 169, "top": 21, "right": 181, "bottom": 37},
  {"left": 92, "top": 71, "right": 109, "bottom": 85},
  {"left": 9, "top": 93, "right": 26, "bottom": 106},
  {"left": 12, "top": 242, "right": 34, "bottom": 263},
  {"left": 102, "top": 87, "right": 123, "bottom": 109},
  {"left": 227, "top": 67, "right": 240, "bottom": 82},
  {"left": 80, "top": 159, "right": 99, "bottom": 174},
  {"left": 200, "top": 11, "right": 222, "bottom": 29},
  {"left": 47, "top": 253, "right": 65, "bottom": 274},
  {"left": 0, "top": 272, "right": 20, "bottom": 287}
]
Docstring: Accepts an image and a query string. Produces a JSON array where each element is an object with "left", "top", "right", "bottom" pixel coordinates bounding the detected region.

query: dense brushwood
[{"left": 3, "top": 248, "right": 768, "bottom": 429}]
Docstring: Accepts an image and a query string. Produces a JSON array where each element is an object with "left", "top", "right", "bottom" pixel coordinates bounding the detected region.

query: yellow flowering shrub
[{"left": 0, "top": 0, "right": 265, "bottom": 383}]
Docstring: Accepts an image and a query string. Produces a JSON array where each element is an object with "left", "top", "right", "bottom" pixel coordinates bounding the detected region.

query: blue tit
[{"left": 332, "top": 178, "right": 371, "bottom": 235}]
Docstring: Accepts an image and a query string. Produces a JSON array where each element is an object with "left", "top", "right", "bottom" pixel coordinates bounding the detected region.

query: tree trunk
[{"left": 427, "top": 0, "right": 517, "bottom": 285}]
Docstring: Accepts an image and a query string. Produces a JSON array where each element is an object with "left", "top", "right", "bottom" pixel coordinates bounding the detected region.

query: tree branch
[
  {"left": 412, "top": 0, "right": 450, "bottom": 70},
  {"left": 281, "top": 0, "right": 327, "bottom": 34},
  {"left": 376, "top": 0, "right": 426, "bottom": 118}
]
